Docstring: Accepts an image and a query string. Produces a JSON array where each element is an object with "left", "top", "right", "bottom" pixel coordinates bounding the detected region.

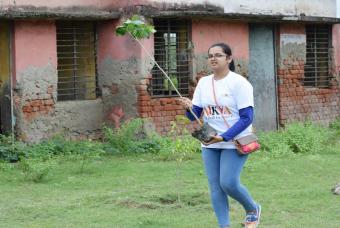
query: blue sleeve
[
  {"left": 185, "top": 105, "right": 203, "bottom": 121},
  {"left": 219, "top": 106, "right": 253, "bottom": 141}
]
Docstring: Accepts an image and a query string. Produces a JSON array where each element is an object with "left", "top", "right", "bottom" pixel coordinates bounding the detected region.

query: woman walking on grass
[{"left": 179, "top": 43, "right": 261, "bottom": 228}]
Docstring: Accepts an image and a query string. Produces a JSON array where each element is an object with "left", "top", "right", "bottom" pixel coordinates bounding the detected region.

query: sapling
[{"left": 115, "top": 16, "right": 201, "bottom": 205}]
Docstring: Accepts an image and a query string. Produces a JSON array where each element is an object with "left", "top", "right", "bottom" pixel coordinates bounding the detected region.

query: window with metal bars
[
  {"left": 151, "top": 19, "right": 191, "bottom": 97},
  {"left": 56, "top": 21, "right": 99, "bottom": 101},
  {"left": 304, "top": 25, "right": 332, "bottom": 88}
]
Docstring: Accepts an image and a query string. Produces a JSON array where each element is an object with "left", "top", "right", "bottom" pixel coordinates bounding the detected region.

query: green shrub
[
  {"left": 72, "top": 140, "right": 106, "bottom": 173},
  {"left": 25, "top": 136, "right": 106, "bottom": 158},
  {"left": 103, "top": 118, "right": 162, "bottom": 154},
  {"left": 258, "top": 121, "right": 334, "bottom": 157},
  {"left": 284, "top": 122, "right": 331, "bottom": 154},
  {"left": 18, "top": 158, "right": 55, "bottom": 183},
  {"left": 25, "top": 140, "right": 59, "bottom": 160},
  {"left": 103, "top": 117, "right": 200, "bottom": 158},
  {"left": 258, "top": 130, "right": 294, "bottom": 158},
  {"left": 156, "top": 134, "right": 200, "bottom": 161},
  {"left": 329, "top": 117, "right": 340, "bottom": 135},
  {"left": 157, "top": 117, "right": 200, "bottom": 161},
  {"left": 0, "top": 135, "right": 26, "bottom": 162}
]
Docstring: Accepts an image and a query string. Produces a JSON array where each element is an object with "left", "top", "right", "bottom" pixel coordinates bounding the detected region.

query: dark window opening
[
  {"left": 304, "top": 25, "right": 331, "bottom": 88},
  {"left": 56, "top": 21, "right": 100, "bottom": 101},
  {"left": 151, "top": 19, "right": 191, "bottom": 97}
]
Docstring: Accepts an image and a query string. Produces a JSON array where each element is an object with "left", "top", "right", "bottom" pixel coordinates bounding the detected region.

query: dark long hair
[{"left": 208, "top": 43, "right": 235, "bottom": 71}]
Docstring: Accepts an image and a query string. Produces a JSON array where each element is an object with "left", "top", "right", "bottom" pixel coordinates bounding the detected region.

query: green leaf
[
  {"left": 124, "top": 19, "right": 132, "bottom": 24},
  {"left": 131, "top": 15, "right": 140, "bottom": 21},
  {"left": 146, "top": 25, "right": 156, "bottom": 34},
  {"left": 115, "top": 26, "right": 127, "bottom": 36},
  {"left": 131, "top": 20, "right": 144, "bottom": 25},
  {"left": 126, "top": 23, "right": 135, "bottom": 32}
]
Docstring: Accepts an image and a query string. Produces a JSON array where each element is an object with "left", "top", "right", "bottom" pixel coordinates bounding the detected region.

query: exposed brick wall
[
  {"left": 19, "top": 85, "right": 55, "bottom": 121},
  {"left": 136, "top": 75, "right": 199, "bottom": 135},
  {"left": 277, "top": 59, "right": 340, "bottom": 126},
  {"left": 22, "top": 98, "right": 55, "bottom": 120}
]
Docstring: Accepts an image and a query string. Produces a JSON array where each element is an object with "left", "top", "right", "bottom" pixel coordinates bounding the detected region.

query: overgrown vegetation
[
  {"left": 103, "top": 118, "right": 162, "bottom": 154},
  {"left": 0, "top": 118, "right": 339, "bottom": 227},
  {"left": 259, "top": 120, "right": 338, "bottom": 158},
  {"left": 329, "top": 117, "right": 340, "bottom": 135},
  {"left": 0, "top": 134, "right": 26, "bottom": 162},
  {"left": 102, "top": 117, "right": 200, "bottom": 159},
  {"left": 0, "top": 118, "right": 339, "bottom": 183}
]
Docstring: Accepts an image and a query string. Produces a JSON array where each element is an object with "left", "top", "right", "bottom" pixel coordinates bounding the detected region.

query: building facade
[{"left": 0, "top": 0, "right": 339, "bottom": 142}]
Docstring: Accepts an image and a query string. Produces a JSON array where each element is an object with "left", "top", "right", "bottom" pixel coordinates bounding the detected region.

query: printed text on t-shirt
[{"left": 203, "top": 105, "right": 232, "bottom": 118}]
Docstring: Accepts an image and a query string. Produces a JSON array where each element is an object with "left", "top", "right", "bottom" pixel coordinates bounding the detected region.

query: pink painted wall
[
  {"left": 191, "top": 20, "right": 249, "bottom": 59},
  {"left": 14, "top": 21, "right": 57, "bottom": 77},
  {"left": 333, "top": 24, "right": 340, "bottom": 73},
  {"left": 97, "top": 20, "right": 154, "bottom": 64}
]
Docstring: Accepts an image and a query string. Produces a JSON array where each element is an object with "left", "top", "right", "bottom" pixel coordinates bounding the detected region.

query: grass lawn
[{"left": 0, "top": 151, "right": 339, "bottom": 228}]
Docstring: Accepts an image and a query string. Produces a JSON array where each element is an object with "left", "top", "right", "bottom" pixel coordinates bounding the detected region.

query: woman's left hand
[{"left": 202, "top": 135, "right": 224, "bottom": 146}]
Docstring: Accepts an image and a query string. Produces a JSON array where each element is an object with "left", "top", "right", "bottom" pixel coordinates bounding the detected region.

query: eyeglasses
[{"left": 208, "top": 54, "right": 227, "bottom": 59}]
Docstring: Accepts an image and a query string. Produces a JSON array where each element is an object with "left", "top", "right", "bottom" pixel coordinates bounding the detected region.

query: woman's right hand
[{"left": 177, "top": 97, "right": 193, "bottom": 110}]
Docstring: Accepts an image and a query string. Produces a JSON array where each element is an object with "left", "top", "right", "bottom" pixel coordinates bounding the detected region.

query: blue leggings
[{"left": 202, "top": 148, "right": 257, "bottom": 227}]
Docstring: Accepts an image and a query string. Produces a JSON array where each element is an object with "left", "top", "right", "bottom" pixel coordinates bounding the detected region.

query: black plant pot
[{"left": 191, "top": 122, "right": 218, "bottom": 143}]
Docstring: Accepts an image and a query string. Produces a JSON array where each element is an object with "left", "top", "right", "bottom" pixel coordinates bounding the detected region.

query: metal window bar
[
  {"left": 151, "top": 19, "right": 191, "bottom": 97},
  {"left": 304, "top": 25, "right": 331, "bottom": 88},
  {"left": 56, "top": 21, "right": 100, "bottom": 101}
]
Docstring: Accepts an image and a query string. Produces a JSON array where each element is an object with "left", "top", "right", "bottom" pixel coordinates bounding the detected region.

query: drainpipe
[
  {"left": 9, "top": 21, "right": 14, "bottom": 142},
  {"left": 273, "top": 24, "right": 279, "bottom": 130}
]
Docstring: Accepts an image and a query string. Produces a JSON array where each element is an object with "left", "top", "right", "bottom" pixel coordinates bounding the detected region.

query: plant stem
[
  {"left": 176, "top": 165, "right": 181, "bottom": 205},
  {"left": 130, "top": 33, "right": 202, "bottom": 126}
]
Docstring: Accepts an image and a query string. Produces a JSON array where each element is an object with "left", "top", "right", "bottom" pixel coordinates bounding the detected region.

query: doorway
[
  {"left": 248, "top": 24, "right": 278, "bottom": 131},
  {"left": 0, "top": 21, "right": 12, "bottom": 134}
]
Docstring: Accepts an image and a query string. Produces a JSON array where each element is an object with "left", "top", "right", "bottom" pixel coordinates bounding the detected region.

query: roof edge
[
  {"left": 139, "top": 6, "right": 340, "bottom": 24},
  {"left": 0, "top": 6, "right": 121, "bottom": 20}
]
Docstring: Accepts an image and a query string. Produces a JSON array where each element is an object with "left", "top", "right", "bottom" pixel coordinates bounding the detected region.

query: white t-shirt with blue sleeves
[{"left": 192, "top": 71, "right": 254, "bottom": 149}]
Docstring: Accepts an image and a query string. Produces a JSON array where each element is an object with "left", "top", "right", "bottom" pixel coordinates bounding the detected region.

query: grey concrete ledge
[
  {"left": 140, "top": 7, "right": 340, "bottom": 24},
  {"left": 0, "top": 6, "right": 120, "bottom": 20}
]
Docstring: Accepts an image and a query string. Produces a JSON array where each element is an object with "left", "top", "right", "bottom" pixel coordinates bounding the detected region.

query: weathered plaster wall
[
  {"left": 18, "top": 99, "right": 103, "bottom": 142},
  {"left": 146, "top": 0, "right": 337, "bottom": 18},
  {"left": 148, "top": 0, "right": 223, "bottom": 8},
  {"left": 2, "top": 0, "right": 337, "bottom": 20},
  {"left": 0, "top": 0, "right": 140, "bottom": 8},
  {"left": 191, "top": 20, "right": 249, "bottom": 78},
  {"left": 97, "top": 20, "right": 145, "bottom": 125},
  {"left": 13, "top": 21, "right": 103, "bottom": 142},
  {"left": 277, "top": 24, "right": 340, "bottom": 126},
  {"left": 97, "top": 20, "right": 143, "bottom": 62},
  {"left": 224, "top": 0, "right": 336, "bottom": 18},
  {"left": 13, "top": 21, "right": 58, "bottom": 130},
  {"left": 277, "top": 25, "right": 306, "bottom": 67}
]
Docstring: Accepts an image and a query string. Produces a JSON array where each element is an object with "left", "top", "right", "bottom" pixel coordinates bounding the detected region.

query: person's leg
[
  {"left": 202, "top": 148, "right": 229, "bottom": 227},
  {"left": 219, "top": 149, "right": 257, "bottom": 212}
]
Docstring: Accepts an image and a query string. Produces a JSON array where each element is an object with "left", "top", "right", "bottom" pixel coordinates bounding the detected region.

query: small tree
[{"left": 116, "top": 16, "right": 204, "bottom": 205}]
